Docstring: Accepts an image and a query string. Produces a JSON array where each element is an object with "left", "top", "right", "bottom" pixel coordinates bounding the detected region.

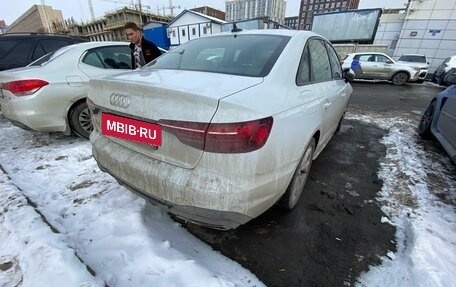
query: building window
[
  {"left": 192, "top": 27, "right": 196, "bottom": 36},
  {"left": 203, "top": 27, "right": 207, "bottom": 34},
  {"left": 182, "top": 29, "right": 186, "bottom": 36}
]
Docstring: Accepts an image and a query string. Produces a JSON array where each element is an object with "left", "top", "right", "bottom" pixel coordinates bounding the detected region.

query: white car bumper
[{"left": 90, "top": 130, "right": 295, "bottom": 229}]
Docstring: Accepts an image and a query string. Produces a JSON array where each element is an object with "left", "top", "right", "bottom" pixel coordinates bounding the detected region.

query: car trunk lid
[{"left": 88, "top": 69, "right": 263, "bottom": 169}]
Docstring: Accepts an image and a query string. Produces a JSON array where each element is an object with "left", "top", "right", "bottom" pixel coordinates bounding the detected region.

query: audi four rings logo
[{"left": 110, "top": 93, "right": 131, "bottom": 108}]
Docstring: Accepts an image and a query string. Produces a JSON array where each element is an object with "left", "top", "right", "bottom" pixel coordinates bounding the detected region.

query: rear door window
[
  {"left": 375, "top": 55, "right": 390, "bottom": 63},
  {"left": 32, "top": 42, "right": 47, "bottom": 61},
  {"left": 0, "top": 39, "right": 21, "bottom": 59},
  {"left": 308, "top": 39, "right": 332, "bottom": 82},
  {"left": 82, "top": 46, "right": 131, "bottom": 69},
  {"left": 296, "top": 45, "right": 310, "bottom": 85},
  {"left": 357, "top": 55, "right": 372, "bottom": 62},
  {"left": 0, "top": 38, "right": 34, "bottom": 65},
  {"left": 325, "top": 42, "right": 342, "bottom": 79}
]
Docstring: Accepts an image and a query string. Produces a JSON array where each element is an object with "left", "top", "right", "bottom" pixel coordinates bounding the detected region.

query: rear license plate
[{"left": 101, "top": 113, "right": 162, "bottom": 146}]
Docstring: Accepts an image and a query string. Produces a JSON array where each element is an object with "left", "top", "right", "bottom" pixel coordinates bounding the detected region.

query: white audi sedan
[
  {"left": 0, "top": 41, "right": 132, "bottom": 138},
  {"left": 88, "top": 29, "right": 354, "bottom": 229}
]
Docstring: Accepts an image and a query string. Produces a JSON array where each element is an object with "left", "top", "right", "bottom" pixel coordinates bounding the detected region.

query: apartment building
[
  {"left": 284, "top": 16, "right": 299, "bottom": 29},
  {"left": 191, "top": 6, "right": 226, "bottom": 21},
  {"left": 225, "top": 0, "right": 286, "bottom": 25}
]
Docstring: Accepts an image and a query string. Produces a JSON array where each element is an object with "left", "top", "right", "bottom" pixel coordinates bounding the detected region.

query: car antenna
[{"left": 231, "top": 23, "right": 242, "bottom": 33}]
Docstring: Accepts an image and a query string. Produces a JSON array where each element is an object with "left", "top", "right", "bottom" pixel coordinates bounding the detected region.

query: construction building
[
  {"left": 64, "top": 7, "right": 170, "bottom": 42},
  {"left": 5, "top": 4, "right": 65, "bottom": 33},
  {"left": 0, "top": 20, "right": 7, "bottom": 34}
]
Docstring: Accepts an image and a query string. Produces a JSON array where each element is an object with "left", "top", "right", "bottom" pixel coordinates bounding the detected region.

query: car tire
[
  {"left": 69, "top": 101, "right": 92, "bottom": 139},
  {"left": 391, "top": 72, "right": 409, "bottom": 86},
  {"left": 278, "top": 138, "right": 315, "bottom": 210},
  {"left": 418, "top": 100, "right": 436, "bottom": 139}
]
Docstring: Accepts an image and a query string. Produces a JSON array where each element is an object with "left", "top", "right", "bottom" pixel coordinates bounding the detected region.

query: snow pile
[{"left": 347, "top": 112, "right": 456, "bottom": 287}]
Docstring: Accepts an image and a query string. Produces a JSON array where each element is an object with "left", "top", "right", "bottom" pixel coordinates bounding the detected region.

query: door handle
[{"left": 324, "top": 102, "right": 332, "bottom": 107}]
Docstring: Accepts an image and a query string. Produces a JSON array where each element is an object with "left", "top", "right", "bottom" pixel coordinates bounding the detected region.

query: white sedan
[
  {"left": 0, "top": 41, "right": 132, "bottom": 138},
  {"left": 88, "top": 29, "right": 354, "bottom": 229}
]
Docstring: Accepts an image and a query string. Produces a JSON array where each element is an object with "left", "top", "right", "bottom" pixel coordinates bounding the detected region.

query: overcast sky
[{"left": 1, "top": 0, "right": 406, "bottom": 25}]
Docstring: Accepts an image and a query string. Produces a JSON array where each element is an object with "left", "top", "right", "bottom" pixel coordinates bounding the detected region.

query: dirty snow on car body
[
  {"left": 346, "top": 111, "right": 456, "bottom": 287},
  {"left": 0, "top": 113, "right": 263, "bottom": 287},
  {"left": 1, "top": 110, "right": 456, "bottom": 286}
]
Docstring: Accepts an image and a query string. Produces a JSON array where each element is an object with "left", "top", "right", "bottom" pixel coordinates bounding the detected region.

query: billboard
[{"left": 312, "top": 8, "right": 382, "bottom": 43}]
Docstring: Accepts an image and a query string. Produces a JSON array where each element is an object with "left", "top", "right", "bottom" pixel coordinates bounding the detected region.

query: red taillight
[
  {"left": 160, "top": 120, "right": 208, "bottom": 150},
  {"left": 159, "top": 117, "right": 273, "bottom": 153},
  {"left": 1, "top": 79, "right": 49, "bottom": 96}
]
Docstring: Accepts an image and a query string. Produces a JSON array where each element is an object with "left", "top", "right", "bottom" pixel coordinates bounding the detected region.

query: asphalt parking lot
[{"left": 184, "top": 81, "right": 449, "bottom": 287}]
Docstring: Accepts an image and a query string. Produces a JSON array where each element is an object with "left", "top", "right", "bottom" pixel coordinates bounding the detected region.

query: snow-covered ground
[
  {"left": 0, "top": 113, "right": 263, "bottom": 287},
  {"left": 1, "top": 110, "right": 456, "bottom": 287},
  {"left": 346, "top": 111, "right": 456, "bottom": 287}
]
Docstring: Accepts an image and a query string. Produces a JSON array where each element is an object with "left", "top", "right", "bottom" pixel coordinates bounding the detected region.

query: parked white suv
[
  {"left": 341, "top": 52, "right": 421, "bottom": 85},
  {"left": 397, "top": 54, "right": 429, "bottom": 83}
]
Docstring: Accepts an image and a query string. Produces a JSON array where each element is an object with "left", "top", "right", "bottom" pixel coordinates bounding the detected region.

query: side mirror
[
  {"left": 343, "top": 69, "right": 355, "bottom": 83},
  {"left": 386, "top": 60, "right": 394, "bottom": 64}
]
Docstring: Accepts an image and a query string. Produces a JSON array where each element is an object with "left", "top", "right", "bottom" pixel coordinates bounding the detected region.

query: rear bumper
[
  {"left": 90, "top": 131, "right": 294, "bottom": 229},
  {"left": 100, "top": 162, "right": 251, "bottom": 229},
  {"left": 0, "top": 94, "right": 67, "bottom": 132}
]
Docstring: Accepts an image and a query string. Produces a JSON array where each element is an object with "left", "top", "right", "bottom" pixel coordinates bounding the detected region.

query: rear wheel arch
[
  {"left": 278, "top": 137, "right": 316, "bottom": 210},
  {"left": 68, "top": 98, "right": 92, "bottom": 138},
  {"left": 418, "top": 99, "right": 437, "bottom": 139},
  {"left": 313, "top": 130, "right": 320, "bottom": 149}
]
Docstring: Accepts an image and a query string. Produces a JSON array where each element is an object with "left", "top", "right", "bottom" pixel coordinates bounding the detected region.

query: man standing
[{"left": 124, "top": 22, "right": 161, "bottom": 69}]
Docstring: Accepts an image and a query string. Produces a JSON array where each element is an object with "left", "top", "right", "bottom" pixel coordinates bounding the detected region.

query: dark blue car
[{"left": 418, "top": 80, "right": 456, "bottom": 163}]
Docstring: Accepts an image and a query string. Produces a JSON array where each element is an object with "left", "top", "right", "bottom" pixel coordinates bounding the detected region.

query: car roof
[
  {"left": 399, "top": 54, "right": 426, "bottom": 57},
  {"left": 348, "top": 52, "right": 388, "bottom": 55},
  {"left": 62, "top": 41, "right": 129, "bottom": 51},
  {"left": 205, "top": 28, "right": 322, "bottom": 39},
  {"left": 0, "top": 33, "right": 87, "bottom": 41}
]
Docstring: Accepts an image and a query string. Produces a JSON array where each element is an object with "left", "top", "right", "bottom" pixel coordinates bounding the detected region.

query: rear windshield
[
  {"left": 398, "top": 55, "right": 426, "bottom": 63},
  {"left": 28, "top": 45, "right": 73, "bottom": 66},
  {"left": 146, "top": 34, "right": 290, "bottom": 77}
]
